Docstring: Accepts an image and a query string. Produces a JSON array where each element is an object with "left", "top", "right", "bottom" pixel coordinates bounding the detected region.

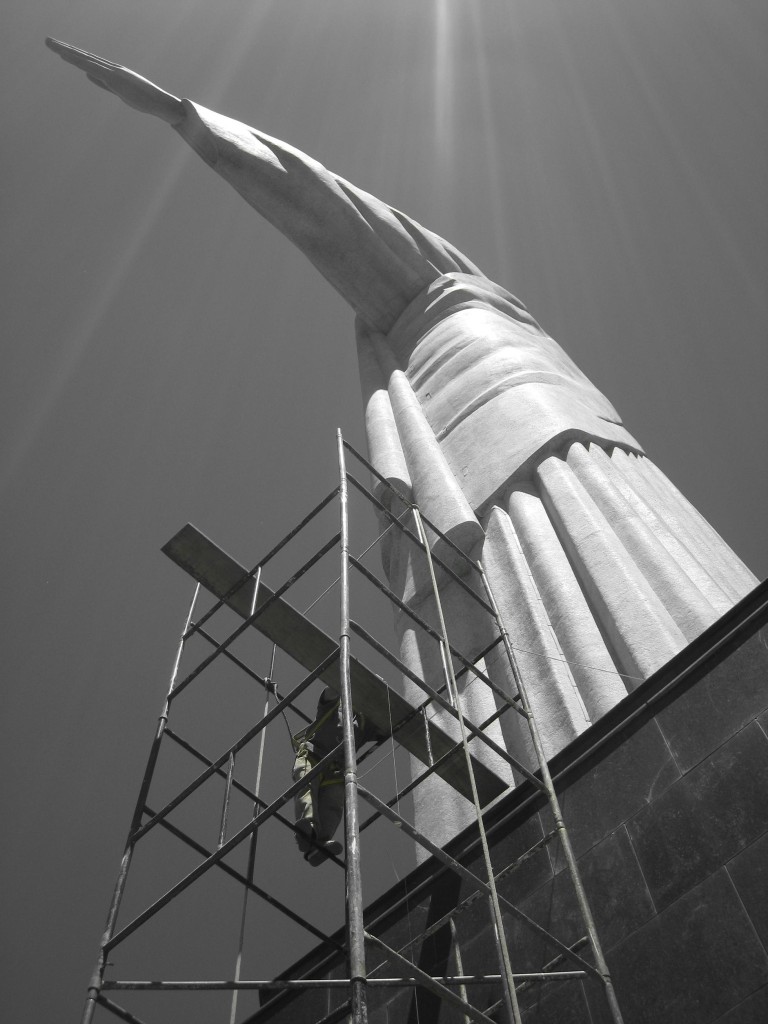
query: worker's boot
[
  {"left": 294, "top": 820, "right": 314, "bottom": 855},
  {"left": 306, "top": 838, "right": 343, "bottom": 865}
]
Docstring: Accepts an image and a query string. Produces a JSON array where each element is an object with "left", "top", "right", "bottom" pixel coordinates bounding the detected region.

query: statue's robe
[{"left": 176, "top": 101, "right": 758, "bottom": 846}]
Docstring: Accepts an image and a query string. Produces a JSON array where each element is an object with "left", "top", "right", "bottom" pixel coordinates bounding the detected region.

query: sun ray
[
  {"left": 431, "top": 0, "right": 459, "bottom": 219},
  {"left": 592, "top": 0, "right": 764, "bottom": 311},
  {"left": 0, "top": 145, "right": 191, "bottom": 497},
  {"left": 1, "top": 3, "right": 288, "bottom": 500},
  {"left": 466, "top": 2, "right": 513, "bottom": 285}
]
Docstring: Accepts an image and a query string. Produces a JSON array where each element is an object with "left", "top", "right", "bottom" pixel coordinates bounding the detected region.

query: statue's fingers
[
  {"left": 45, "top": 38, "right": 123, "bottom": 75},
  {"left": 45, "top": 37, "right": 78, "bottom": 56},
  {"left": 46, "top": 36, "right": 183, "bottom": 122},
  {"left": 46, "top": 37, "right": 99, "bottom": 64}
]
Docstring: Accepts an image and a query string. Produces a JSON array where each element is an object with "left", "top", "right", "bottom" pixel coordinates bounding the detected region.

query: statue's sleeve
[{"left": 174, "top": 100, "right": 483, "bottom": 332}]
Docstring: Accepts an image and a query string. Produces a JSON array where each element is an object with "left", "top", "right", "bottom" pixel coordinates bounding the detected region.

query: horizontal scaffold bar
[
  {"left": 102, "top": 972, "right": 585, "bottom": 990},
  {"left": 163, "top": 523, "right": 508, "bottom": 806}
]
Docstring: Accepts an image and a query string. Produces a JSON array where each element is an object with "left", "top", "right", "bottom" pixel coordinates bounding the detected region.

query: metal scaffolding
[{"left": 80, "top": 432, "right": 624, "bottom": 1024}]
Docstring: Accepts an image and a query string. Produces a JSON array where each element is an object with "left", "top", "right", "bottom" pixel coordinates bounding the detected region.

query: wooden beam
[{"left": 162, "top": 523, "right": 509, "bottom": 807}]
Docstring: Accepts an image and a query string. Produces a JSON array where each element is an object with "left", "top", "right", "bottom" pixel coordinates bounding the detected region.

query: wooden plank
[{"left": 162, "top": 523, "right": 508, "bottom": 807}]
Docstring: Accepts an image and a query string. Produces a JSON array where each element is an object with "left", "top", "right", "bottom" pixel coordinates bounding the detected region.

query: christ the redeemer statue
[{"left": 48, "top": 40, "right": 757, "bottom": 845}]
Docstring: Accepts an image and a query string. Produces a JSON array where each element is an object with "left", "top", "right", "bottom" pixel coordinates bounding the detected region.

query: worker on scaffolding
[{"left": 292, "top": 686, "right": 381, "bottom": 865}]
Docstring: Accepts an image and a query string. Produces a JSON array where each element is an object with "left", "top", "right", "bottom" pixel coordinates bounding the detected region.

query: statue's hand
[{"left": 45, "top": 38, "right": 185, "bottom": 126}]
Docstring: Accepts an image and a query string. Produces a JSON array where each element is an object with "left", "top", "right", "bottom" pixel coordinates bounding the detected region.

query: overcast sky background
[{"left": 2, "top": 1, "right": 766, "bottom": 1020}]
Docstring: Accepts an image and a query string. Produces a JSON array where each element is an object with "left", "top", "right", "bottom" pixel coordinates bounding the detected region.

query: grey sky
[{"left": 1, "top": 1, "right": 766, "bottom": 1019}]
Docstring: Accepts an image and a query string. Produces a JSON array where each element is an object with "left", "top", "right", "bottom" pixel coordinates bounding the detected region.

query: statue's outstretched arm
[
  {"left": 46, "top": 38, "right": 185, "bottom": 126},
  {"left": 45, "top": 37, "right": 485, "bottom": 331}
]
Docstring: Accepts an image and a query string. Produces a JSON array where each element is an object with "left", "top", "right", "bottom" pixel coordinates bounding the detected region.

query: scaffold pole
[
  {"left": 337, "top": 429, "right": 368, "bottom": 1023},
  {"left": 80, "top": 584, "right": 199, "bottom": 1024}
]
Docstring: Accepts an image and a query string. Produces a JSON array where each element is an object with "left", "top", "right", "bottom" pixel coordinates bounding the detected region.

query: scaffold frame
[{"left": 80, "top": 431, "right": 624, "bottom": 1024}]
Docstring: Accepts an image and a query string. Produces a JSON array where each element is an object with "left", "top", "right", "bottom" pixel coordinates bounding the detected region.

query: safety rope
[{"left": 290, "top": 697, "right": 340, "bottom": 753}]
